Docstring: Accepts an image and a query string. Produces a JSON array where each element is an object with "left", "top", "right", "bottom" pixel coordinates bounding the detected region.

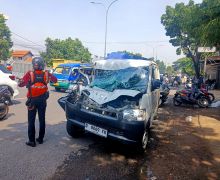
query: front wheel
[
  {"left": 208, "top": 93, "right": 215, "bottom": 102},
  {"left": 66, "top": 120, "right": 84, "bottom": 138},
  {"left": 197, "top": 96, "right": 210, "bottom": 108},
  {"left": 0, "top": 105, "right": 9, "bottom": 120},
  {"left": 137, "top": 128, "right": 150, "bottom": 153},
  {"left": 173, "top": 94, "right": 182, "bottom": 106},
  {"left": 55, "top": 87, "right": 61, "bottom": 92}
]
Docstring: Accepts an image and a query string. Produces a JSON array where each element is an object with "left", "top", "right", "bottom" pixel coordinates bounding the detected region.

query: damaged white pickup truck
[{"left": 58, "top": 59, "right": 161, "bottom": 151}]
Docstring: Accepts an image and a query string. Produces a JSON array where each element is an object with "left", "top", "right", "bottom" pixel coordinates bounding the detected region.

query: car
[
  {"left": 50, "top": 63, "right": 92, "bottom": 91},
  {"left": 58, "top": 59, "right": 161, "bottom": 151},
  {"left": 0, "top": 64, "right": 19, "bottom": 102}
]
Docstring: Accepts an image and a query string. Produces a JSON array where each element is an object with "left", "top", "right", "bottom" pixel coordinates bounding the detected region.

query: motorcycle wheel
[
  {"left": 0, "top": 105, "right": 9, "bottom": 120},
  {"left": 197, "top": 97, "right": 209, "bottom": 108},
  {"left": 208, "top": 93, "right": 215, "bottom": 102},
  {"left": 173, "top": 94, "right": 182, "bottom": 106},
  {"left": 159, "top": 98, "right": 162, "bottom": 107}
]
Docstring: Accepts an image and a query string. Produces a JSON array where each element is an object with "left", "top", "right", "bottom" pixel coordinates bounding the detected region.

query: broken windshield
[{"left": 91, "top": 67, "right": 149, "bottom": 92}]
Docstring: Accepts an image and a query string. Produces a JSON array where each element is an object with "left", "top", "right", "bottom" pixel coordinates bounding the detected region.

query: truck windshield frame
[
  {"left": 54, "top": 66, "right": 71, "bottom": 75},
  {"left": 91, "top": 66, "right": 149, "bottom": 92}
]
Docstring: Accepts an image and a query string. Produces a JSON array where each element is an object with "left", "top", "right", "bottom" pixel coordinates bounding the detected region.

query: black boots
[
  {"left": 26, "top": 141, "right": 36, "bottom": 147},
  {"left": 36, "top": 138, "right": 43, "bottom": 144},
  {"left": 26, "top": 138, "right": 43, "bottom": 147}
]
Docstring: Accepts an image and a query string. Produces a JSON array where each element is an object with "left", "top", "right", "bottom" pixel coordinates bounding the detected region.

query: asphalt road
[
  {"left": 0, "top": 86, "right": 153, "bottom": 180},
  {"left": 0, "top": 87, "right": 93, "bottom": 180}
]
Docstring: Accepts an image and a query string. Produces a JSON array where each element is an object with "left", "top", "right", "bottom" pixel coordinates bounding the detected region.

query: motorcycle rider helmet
[{"left": 32, "top": 57, "right": 45, "bottom": 70}]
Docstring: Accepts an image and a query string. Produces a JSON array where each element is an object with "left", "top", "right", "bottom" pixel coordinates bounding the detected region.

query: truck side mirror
[{"left": 152, "top": 79, "right": 161, "bottom": 90}]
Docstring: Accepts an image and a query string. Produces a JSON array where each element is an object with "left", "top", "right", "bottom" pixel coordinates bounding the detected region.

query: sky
[{"left": 0, "top": 0, "right": 202, "bottom": 64}]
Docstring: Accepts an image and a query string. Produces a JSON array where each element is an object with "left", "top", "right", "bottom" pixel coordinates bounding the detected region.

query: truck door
[{"left": 151, "top": 65, "right": 160, "bottom": 113}]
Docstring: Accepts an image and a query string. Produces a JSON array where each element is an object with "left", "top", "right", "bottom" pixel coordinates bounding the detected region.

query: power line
[
  {"left": 82, "top": 40, "right": 170, "bottom": 44},
  {"left": 11, "top": 31, "right": 45, "bottom": 48},
  {"left": 13, "top": 43, "right": 45, "bottom": 51},
  {"left": 13, "top": 40, "right": 44, "bottom": 48}
]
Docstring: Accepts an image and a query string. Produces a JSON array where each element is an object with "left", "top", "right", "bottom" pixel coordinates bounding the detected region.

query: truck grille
[{"left": 82, "top": 105, "right": 117, "bottom": 118}]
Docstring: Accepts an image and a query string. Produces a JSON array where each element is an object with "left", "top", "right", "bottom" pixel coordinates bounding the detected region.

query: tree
[
  {"left": 161, "top": 1, "right": 202, "bottom": 78},
  {"left": 192, "top": 0, "right": 220, "bottom": 47},
  {"left": 0, "top": 14, "right": 13, "bottom": 62},
  {"left": 122, "top": 51, "right": 144, "bottom": 58},
  {"left": 156, "top": 60, "right": 166, "bottom": 74},
  {"left": 166, "top": 66, "right": 175, "bottom": 75},
  {"left": 173, "top": 57, "right": 195, "bottom": 76},
  {"left": 161, "top": 0, "right": 220, "bottom": 78},
  {"left": 40, "top": 37, "right": 91, "bottom": 66}
]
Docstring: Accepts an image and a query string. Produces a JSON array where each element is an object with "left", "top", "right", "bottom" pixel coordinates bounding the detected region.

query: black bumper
[{"left": 64, "top": 99, "right": 145, "bottom": 144}]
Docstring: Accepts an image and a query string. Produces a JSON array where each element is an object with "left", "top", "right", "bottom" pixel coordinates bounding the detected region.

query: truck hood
[{"left": 84, "top": 87, "right": 141, "bottom": 105}]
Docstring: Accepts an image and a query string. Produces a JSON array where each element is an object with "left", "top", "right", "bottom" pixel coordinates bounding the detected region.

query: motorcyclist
[{"left": 18, "top": 57, "right": 57, "bottom": 147}]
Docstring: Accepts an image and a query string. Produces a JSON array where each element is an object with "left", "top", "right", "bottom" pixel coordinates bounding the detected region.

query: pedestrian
[{"left": 18, "top": 57, "right": 57, "bottom": 147}]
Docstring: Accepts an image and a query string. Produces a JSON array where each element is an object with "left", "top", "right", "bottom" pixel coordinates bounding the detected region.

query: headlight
[{"left": 123, "top": 109, "right": 145, "bottom": 121}]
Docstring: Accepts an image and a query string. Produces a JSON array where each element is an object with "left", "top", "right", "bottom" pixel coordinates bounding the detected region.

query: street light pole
[
  {"left": 145, "top": 44, "right": 165, "bottom": 61},
  {"left": 91, "top": 0, "right": 119, "bottom": 59},
  {"left": 155, "top": 45, "right": 165, "bottom": 61}
]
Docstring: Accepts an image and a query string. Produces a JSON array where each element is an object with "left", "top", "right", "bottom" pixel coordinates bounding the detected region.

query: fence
[{"left": 12, "top": 62, "right": 32, "bottom": 78}]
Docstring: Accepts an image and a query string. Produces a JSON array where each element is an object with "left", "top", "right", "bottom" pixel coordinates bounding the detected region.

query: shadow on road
[
  {"left": 52, "top": 96, "right": 220, "bottom": 180},
  {"left": 1, "top": 94, "right": 220, "bottom": 180},
  {"left": 11, "top": 100, "right": 22, "bottom": 105}
]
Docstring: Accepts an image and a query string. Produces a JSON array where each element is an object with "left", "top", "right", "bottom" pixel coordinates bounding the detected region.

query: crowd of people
[{"left": 161, "top": 74, "right": 216, "bottom": 90}]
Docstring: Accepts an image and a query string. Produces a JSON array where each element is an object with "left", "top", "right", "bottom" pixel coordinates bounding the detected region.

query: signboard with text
[{"left": 198, "top": 47, "right": 216, "bottom": 53}]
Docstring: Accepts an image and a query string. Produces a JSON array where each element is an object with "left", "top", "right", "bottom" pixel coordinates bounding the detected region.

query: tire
[
  {"left": 197, "top": 96, "right": 210, "bottom": 108},
  {"left": 0, "top": 85, "right": 13, "bottom": 105},
  {"left": 173, "top": 94, "right": 182, "bottom": 106},
  {"left": 0, "top": 105, "right": 9, "bottom": 120},
  {"left": 158, "top": 98, "right": 162, "bottom": 107},
  {"left": 55, "top": 87, "right": 61, "bottom": 92},
  {"left": 66, "top": 120, "right": 84, "bottom": 138},
  {"left": 137, "top": 128, "right": 150, "bottom": 153},
  {"left": 208, "top": 93, "right": 215, "bottom": 102}
]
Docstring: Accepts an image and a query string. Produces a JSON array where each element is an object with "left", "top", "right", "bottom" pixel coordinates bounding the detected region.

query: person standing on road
[{"left": 18, "top": 57, "right": 57, "bottom": 147}]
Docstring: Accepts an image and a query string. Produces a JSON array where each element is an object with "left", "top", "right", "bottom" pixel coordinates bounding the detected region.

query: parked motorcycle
[
  {"left": 200, "top": 88, "right": 215, "bottom": 102},
  {"left": 173, "top": 89, "right": 211, "bottom": 108},
  {"left": 159, "top": 84, "right": 170, "bottom": 106},
  {"left": 0, "top": 86, "right": 10, "bottom": 120},
  {"left": 185, "top": 84, "right": 215, "bottom": 102}
]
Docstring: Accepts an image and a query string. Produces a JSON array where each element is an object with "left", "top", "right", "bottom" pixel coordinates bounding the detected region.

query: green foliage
[
  {"left": 116, "top": 50, "right": 146, "bottom": 59},
  {"left": 166, "top": 66, "right": 176, "bottom": 75},
  {"left": 173, "top": 57, "right": 195, "bottom": 76},
  {"left": 200, "top": 52, "right": 217, "bottom": 60},
  {"left": 156, "top": 60, "right": 166, "bottom": 74},
  {"left": 161, "top": 1, "right": 201, "bottom": 78},
  {"left": 40, "top": 37, "right": 91, "bottom": 66},
  {"left": 161, "top": 0, "right": 220, "bottom": 77},
  {"left": 0, "top": 14, "right": 13, "bottom": 61},
  {"left": 193, "top": 0, "right": 220, "bottom": 47}
]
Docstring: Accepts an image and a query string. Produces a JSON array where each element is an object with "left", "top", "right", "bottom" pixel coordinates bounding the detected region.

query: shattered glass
[{"left": 91, "top": 67, "right": 149, "bottom": 93}]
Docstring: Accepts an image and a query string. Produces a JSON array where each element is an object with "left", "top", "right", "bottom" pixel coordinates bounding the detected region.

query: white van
[{"left": 59, "top": 59, "right": 161, "bottom": 151}]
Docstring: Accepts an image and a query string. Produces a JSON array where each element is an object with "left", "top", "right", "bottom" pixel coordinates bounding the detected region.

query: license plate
[
  {"left": 85, "top": 123, "right": 107, "bottom": 138},
  {"left": 53, "top": 83, "right": 59, "bottom": 86}
]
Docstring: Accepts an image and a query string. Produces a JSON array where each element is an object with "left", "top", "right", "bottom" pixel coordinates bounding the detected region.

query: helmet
[{"left": 32, "top": 57, "right": 45, "bottom": 70}]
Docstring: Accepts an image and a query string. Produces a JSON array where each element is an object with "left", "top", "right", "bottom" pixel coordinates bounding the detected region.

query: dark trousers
[{"left": 28, "top": 100, "right": 47, "bottom": 142}]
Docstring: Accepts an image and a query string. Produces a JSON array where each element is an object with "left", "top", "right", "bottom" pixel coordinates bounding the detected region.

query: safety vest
[{"left": 29, "top": 71, "right": 49, "bottom": 98}]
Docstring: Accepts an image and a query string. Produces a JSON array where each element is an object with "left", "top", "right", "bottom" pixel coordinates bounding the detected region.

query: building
[
  {"left": 205, "top": 56, "right": 220, "bottom": 89},
  {"left": 12, "top": 50, "right": 33, "bottom": 62}
]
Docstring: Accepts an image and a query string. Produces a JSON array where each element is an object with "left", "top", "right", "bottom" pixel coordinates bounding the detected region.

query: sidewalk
[
  {"left": 210, "top": 90, "right": 220, "bottom": 100},
  {"left": 149, "top": 92, "right": 220, "bottom": 179}
]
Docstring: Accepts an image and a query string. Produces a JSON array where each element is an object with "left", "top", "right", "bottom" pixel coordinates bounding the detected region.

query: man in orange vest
[{"left": 18, "top": 57, "right": 57, "bottom": 147}]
